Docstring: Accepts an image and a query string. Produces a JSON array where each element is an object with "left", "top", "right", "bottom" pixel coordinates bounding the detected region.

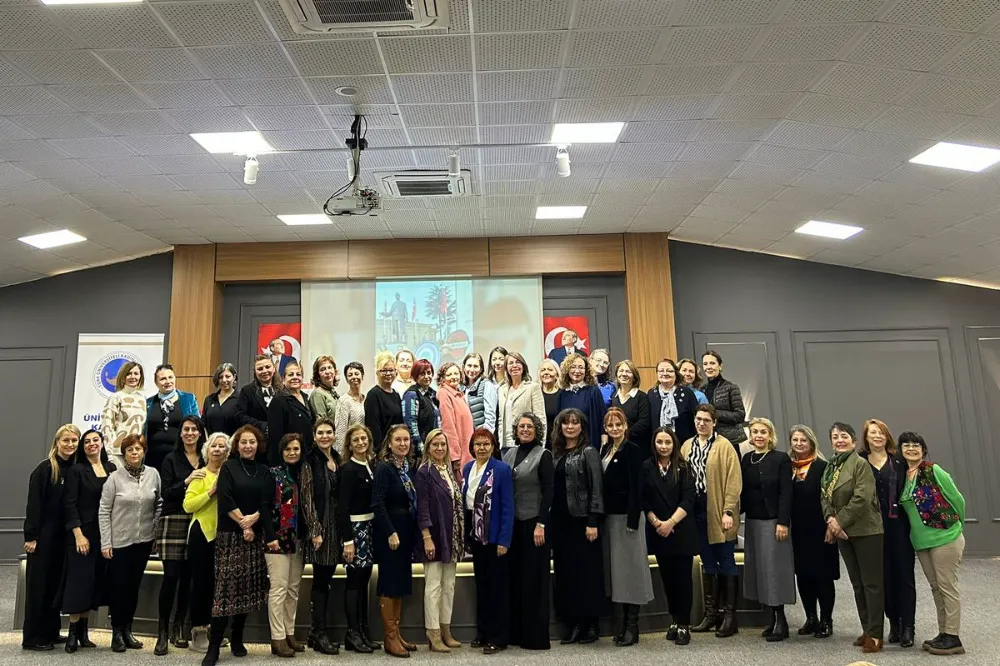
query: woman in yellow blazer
[
  {"left": 820, "top": 422, "right": 884, "bottom": 654},
  {"left": 681, "top": 404, "right": 742, "bottom": 638},
  {"left": 183, "top": 431, "right": 230, "bottom": 653}
]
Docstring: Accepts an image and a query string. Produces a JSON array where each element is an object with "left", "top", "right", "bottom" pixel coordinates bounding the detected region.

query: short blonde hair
[
  {"left": 748, "top": 417, "right": 777, "bottom": 450},
  {"left": 538, "top": 358, "right": 560, "bottom": 379},
  {"left": 375, "top": 351, "right": 395, "bottom": 372},
  {"left": 788, "top": 425, "right": 824, "bottom": 460},
  {"left": 419, "top": 428, "right": 450, "bottom": 467}
]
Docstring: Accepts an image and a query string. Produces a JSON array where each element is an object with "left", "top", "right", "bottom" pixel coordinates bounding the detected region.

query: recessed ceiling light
[
  {"left": 278, "top": 214, "right": 331, "bottom": 226},
  {"left": 41, "top": 0, "right": 141, "bottom": 4},
  {"left": 795, "top": 220, "right": 863, "bottom": 240},
  {"left": 551, "top": 122, "right": 624, "bottom": 144},
  {"left": 937, "top": 277, "right": 1000, "bottom": 290},
  {"left": 19, "top": 229, "right": 87, "bottom": 249},
  {"left": 190, "top": 131, "right": 274, "bottom": 155},
  {"left": 536, "top": 206, "right": 587, "bottom": 219},
  {"left": 909, "top": 141, "right": 1000, "bottom": 172}
]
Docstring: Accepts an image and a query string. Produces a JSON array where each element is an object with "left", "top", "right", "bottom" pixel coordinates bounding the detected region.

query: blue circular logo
[{"left": 93, "top": 352, "right": 142, "bottom": 397}]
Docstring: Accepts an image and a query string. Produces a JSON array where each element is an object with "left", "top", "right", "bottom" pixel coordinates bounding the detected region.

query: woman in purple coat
[{"left": 415, "top": 429, "right": 465, "bottom": 652}]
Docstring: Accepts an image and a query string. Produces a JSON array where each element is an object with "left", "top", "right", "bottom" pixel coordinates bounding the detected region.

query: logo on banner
[
  {"left": 257, "top": 323, "right": 302, "bottom": 360},
  {"left": 93, "top": 352, "right": 141, "bottom": 397},
  {"left": 543, "top": 316, "right": 590, "bottom": 355}
]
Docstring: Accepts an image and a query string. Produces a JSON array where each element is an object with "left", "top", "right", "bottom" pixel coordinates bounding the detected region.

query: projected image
[{"left": 375, "top": 280, "right": 474, "bottom": 367}]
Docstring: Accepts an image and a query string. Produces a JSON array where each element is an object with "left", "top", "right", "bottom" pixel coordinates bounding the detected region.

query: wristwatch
[{"left": 723, "top": 510, "right": 734, "bottom": 517}]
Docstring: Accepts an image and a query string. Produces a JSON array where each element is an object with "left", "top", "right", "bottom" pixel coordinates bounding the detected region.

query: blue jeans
[{"left": 694, "top": 496, "right": 737, "bottom": 576}]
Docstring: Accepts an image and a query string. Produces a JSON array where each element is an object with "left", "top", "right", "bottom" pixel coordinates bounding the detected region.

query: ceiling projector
[{"left": 325, "top": 188, "right": 381, "bottom": 216}]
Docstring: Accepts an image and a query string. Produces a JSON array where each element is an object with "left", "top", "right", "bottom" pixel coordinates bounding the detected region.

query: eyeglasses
[
  {"left": 378, "top": 368, "right": 395, "bottom": 374},
  {"left": 516, "top": 424, "right": 534, "bottom": 430},
  {"left": 473, "top": 441, "right": 492, "bottom": 448},
  {"left": 900, "top": 442, "right": 923, "bottom": 448}
]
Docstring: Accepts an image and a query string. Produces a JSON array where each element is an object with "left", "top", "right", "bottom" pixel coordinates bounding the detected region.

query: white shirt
[
  {"left": 465, "top": 460, "right": 488, "bottom": 510},
  {"left": 617, "top": 387, "right": 639, "bottom": 404}
]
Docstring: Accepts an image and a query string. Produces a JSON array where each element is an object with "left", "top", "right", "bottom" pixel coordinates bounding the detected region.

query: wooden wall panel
[
  {"left": 347, "top": 238, "right": 489, "bottom": 278},
  {"left": 174, "top": 376, "right": 214, "bottom": 404},
  {"left": 216, "top": 241, "right": 348, "bottom": 282},
  {"left": 168, "top": 245, "right": 222, "bottom": 380},
  {"left": 624, "top": 233, "right": 676, "bottom": 366},
  {"left": 489, "top": 235, "right": 625, "bottom": 276}
]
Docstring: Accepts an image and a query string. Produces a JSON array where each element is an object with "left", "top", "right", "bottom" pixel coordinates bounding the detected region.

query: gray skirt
[
  {"left": 602, "top": 514, "right": 654, "bottom": 605},
  {"left": 744, "top": 518, "right": 796, "bottom": 606}
]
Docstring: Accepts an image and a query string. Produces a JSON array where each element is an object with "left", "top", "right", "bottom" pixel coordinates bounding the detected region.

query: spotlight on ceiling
[{"left": 555, "top": 147, "right": 571, "bottom": 178}]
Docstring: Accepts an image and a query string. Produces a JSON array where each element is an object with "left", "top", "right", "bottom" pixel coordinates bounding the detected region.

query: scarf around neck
[
  {"left": 821, "top": 450, "right": 854, "bottom": 500},
  {"left": 157, "top": 389, "right": 178, "bottom": 413},
  {"left": 123, "top": 459, "right": 144, "bottom": 479},
  {"left": 658, "top": 386, "right": 678, "bottom": 429},
  {"left": 791, "top": 453, "right": 816, "bottom": 481},
  {"left": 394, "top": 457, "right": 417, "bottom": 515}
]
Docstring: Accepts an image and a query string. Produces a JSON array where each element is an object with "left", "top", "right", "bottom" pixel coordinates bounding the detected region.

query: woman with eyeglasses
[
  {"left": 438, "top": 361, "right": 475, "bottom": 476},
  {"left": 401, "top": 358, "right": 440, "bottom": 459},
  {"left": 202, "top": 363, "right": 240, "bottom": 437},
  {"left": 556, "top": 354, "right": 607, "bottom": 452},
  {"left": 335, "top": 361, "right": 367, "bottom": 452},
  {"left": 501, "top": 412, "right": 553, "bottom": 651},
  {"left": 899, "top": 432, "right": 967, "bottom": 656},
  {"left": 62, "top": 429, "right": 115, "bottom": 653},
  {"left": 647, "top": 358, "right": 698, "bottom": 450},
  {"left": 365, "top": 352, "right": 403, "bottom": 454}
]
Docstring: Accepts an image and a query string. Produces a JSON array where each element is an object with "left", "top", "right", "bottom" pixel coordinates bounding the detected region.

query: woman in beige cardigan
[
  {"left": 681, "top": 404, "right": 742, "bottom": 639},
  {"left": 497, "top": 352, "right": 546, "bottom": 450}
]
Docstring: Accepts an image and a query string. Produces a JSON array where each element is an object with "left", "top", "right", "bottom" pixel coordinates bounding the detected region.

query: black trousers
[
  {"left": 654, "top": 553, "right": 693, "bottom": 625},
  {"left": 188, "top": 522, "right": 215, "bottom": 627},
  {"left": 797, "top": 576, "right": 836, "bottom": 622},
  {"left": 883, "top": 519, "right": 916, "bottom": 627},
  {"left": 312, "top": 563, "right": 336, "bottom": 629},
  {"left": 470, "top": 540, "right": 510, "bottom": 646},
  {"left": 109, "top": 541, "right": 154, "bottom": 628},
  {"left": 159, "top": 559, "right": 192, "bottom": 625},
  {"left": 508, "top": 519, "right": 550, "bottom": 650},
  {"left": 22, "top": 533, "right": 66, "bottom": 647}
]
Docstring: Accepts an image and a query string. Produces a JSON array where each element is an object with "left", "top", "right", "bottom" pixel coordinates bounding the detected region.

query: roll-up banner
[{"left": 71, "top": 333, "right": 165, "bottom": 430}]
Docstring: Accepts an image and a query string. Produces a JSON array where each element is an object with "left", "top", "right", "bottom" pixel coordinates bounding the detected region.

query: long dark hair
[
  {"left": 75, "top": 428, "right": 111, "bottom": 467},
  {"left": 175, "top": 415, "right": 207, "bottom": 454},
  {"left": 551, "top": 408, "right": 589, "bottom": 457},
  {"left": 651, "top": 425, "right": 683, "bottom": 482}
]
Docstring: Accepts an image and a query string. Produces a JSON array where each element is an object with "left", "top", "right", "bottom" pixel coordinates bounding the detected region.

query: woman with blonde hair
[
  {"left": 861, "top": 418, "right": 915, "bottom": 648},
  {"left": 416, "top": 429, "right": 465, "bottom": 651},
  {"left": 365, "top": 352, "right": 403, "bottom": 452},
  {"left": 612, "top": 359, "right": 652, "bottom": 451},
  {"left": 789, "top": 425, "right": 839, "bottom": 639},
  {"left": 392, "top": 349, "right": 416, "bottom": 397},
  {"left": 23, "top": 424, "right": 80, "bottom": 651},
  {"left": 590, "top": 349, "right": 614, "bottom": 407},
  {"left": 741, "top": 417, "right": 795, "bottom": 641},
  {"left": 101, "top": 362, "right": 146, "bottom": 468},
  {"left": 538, "top": 359, "right": 562, "bottom": 446},
  {"left": 556, "top": 353, "right": 606, "bottom": 451}
]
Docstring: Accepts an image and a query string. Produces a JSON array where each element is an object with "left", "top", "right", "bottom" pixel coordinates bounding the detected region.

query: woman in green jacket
[
  {"left": 898, "top": 431, "right": 966, "bottom": 657},
  {"left": 820, "top": 422, "right": 884, "bottom": 654}
]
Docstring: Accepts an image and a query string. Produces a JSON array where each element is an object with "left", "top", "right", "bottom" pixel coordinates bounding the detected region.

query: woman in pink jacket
[{"left": 436, "top": 363, "right": 475, "bottom": 476}]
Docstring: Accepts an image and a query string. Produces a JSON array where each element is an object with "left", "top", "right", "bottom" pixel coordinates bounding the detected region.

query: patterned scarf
[
  {"left": 689, "top": 434, "right": 713, "bottom": 494},
  {"left": 472, "top": 463, "right": 494, "bottom": 544},
  {"left": 123, "top": 459, "right": 144, "bottom": 479},
  {"left": 658, "top": 386, "right": 678, "bottom": 429},
  {"left": 272, "top": 464, "right": 299, "bottom": 538},
  {"left": 791, "top": 453, "right": 816, "bottom": 481},
  {"left": 911, "top": 461, "right": 960, "bottom": 529},
  {"left": 395, "top": 457, "right": 417, "bottom": 515},
  {"left": 821, "top": 450, "right": 855, "bottom": 501}
]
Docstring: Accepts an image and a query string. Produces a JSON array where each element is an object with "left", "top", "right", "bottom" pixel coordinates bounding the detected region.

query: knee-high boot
[
  {"left": 359, "top": 586, "right": 381, "bottom": 650},
  {"left": 715, "top": 575, "right": 739, "bottom": 638},
  {"left": 379, "top": 596, "right": 408, "bottom": 658},
  {"left": 691, "top": 574, "right": 720, "bottom": 632},
  {"left": 309, "top": 587, "right": 338, "bottom": 654}
]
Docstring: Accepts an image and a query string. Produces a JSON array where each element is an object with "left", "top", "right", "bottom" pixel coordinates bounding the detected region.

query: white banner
[{"left": 71, "top": 333, "right": 165, "bottom": 432}]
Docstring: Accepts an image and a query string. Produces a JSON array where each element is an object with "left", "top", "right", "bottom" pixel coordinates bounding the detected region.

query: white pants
[
  {"left": 265, "top": 551, "right": 304, "bottom": 640},
  {"left": 423, "top": 562, "right": 457, "bottom": 630}
]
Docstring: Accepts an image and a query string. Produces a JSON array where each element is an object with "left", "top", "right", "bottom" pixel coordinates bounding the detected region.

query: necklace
[
  {"left": 750, "top": 450, "right": 770, "bottom": 464},
  {"left": 239, "top": 458, "right": 258, "bottom": 479}
]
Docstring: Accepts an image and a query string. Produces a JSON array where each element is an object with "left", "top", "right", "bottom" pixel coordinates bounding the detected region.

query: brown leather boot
[
  {"left": 440, "top": 624, "right": 462, "bottom": 648},
  {"left": 379, "top": 597, "right": 409, "bottom": 658},
  {"left": 426, "top": 629, "right": 450, "bottom": 653},
  {"left": 394, "top": 598, "right": 417, "bottom": 652},
  {"left": 285, "top": 635, "right": 305, "bottom": 653},
  {"left": 270, "top": 639, "right": 295, "bottom": 658}
]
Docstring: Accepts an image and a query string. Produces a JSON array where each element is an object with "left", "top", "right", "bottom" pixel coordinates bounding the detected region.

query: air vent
[
  {"left": 278, "top": 0, "right": 449, "bottom": 34},
  {"left": 377, "top": 169, "right": 473, "bottom": 197}
]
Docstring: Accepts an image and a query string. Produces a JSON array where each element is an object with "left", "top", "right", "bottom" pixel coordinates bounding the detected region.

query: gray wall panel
[{"left": 671, "top": 242, "right": 1000, "bottom": 554}]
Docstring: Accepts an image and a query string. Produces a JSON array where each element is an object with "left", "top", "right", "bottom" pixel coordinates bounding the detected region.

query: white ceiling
[{"left": 3, "top": 0, "right": 1000, "bottom": 287}]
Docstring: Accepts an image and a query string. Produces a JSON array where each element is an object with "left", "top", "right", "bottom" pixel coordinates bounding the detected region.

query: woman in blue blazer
[
  {"left": 145, "top": 364, "right": 200, "bottom": 471},
  {"left": 461, "top": 429, "right": 514, "bottom": 655}
]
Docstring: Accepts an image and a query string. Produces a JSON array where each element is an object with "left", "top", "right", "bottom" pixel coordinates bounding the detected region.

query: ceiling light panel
[
  {"left": 795, "top": 220, "right": 864, "bottom": 239},
  {"left": 278, "top": 214, "right": 331, "bottom": 226},
  {"left": 909, "top": 141, "right": 1000, "bottom": 172},
  {"left": 536, "top": 206, "right": 587, "bottom": 219},
  {"left": 19, "top": 229, "right": 87, "bottom": 248},
  {"left": 551, "top": 122, "right": 624, "bottom": 144},
  {"left": 190, "top": 131, "right": 274, "bottom": 155}
]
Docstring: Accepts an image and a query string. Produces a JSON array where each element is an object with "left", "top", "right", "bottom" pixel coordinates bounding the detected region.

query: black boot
[
  {"left": 65, "top": 621, "right": 79, "bottom": 653},
  {"left": 173, "top": 619, "right": 190, "bottom": 648},
  {"left": 230, "top": 615, "right": 247, "bottom": 657},
  {"left": 560, "top": 623, "right": 582, "bottom": 645},
  {"left": 715, "top": 576, "right": 738, "bottom": 638},
  {"left": 665, "top": 624, "right": 678, "bottom": 640},
  {"left": 798, "top": 613, "right": 819, "bottom": 636},
  {"left": 578, "top": 618, "right": 600, "bottom": 644},
  {"left": 923, "top": 633, "right": 944, "bottom": 651},
  {"left": 928, "top": 634, "right": 965, "bottom": 656},
  {"left": 111, "top": 627, "right": 127, "bottom": 653},
  {"left": 202, "top": 643, "right": 221, "bottom": 666},
  {"left": 617, "top": 605, "right": 639, "bottom": 647},
  {"left": 888, "top": 618, "right": 900, "bottom": 644},
  {"left": 691, "top": 574, "right": 719, "bottom": 632},
  {"left": 310, "top": 588, "right": 339, "bottom": 655},
  {"left": 761, "top": 606, "right": 776, "bottom": 638},
  {"left": 766, "top": 606, "right": 788, "bottom": 642},
  {"left": 675, "top": 626, "right": 691, "bottom": 645},
  {"left": 123, "top": 623, "right": 144, "bottom": 649},
  {"left": 814, "top": 618, "right": 833, "bottom": 639},
  {"left": 77, "top": 617, "right": 96, "bottom": 648},
  {"left": 358, "top": 587, "right": 381, "bottom": 651},
  {"left": 343, "top": 589, "right": 374, "bottom": 653},
  {"left": 154, "top": 618, "right": 170, "bottom": 655},
  {"left": 613, "top": 604, "right": 627, "bottom": 645},
  {"left": 900, "top": 625, "right": 915, "bottom": 648}
]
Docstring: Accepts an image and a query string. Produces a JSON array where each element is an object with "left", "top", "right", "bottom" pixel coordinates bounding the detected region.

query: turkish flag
[
  {"left": 257, "top": 323, "right": 302, "bottom": 359},
  {"left": 543, "top": 316, "right": 590, "bottom": 355}
]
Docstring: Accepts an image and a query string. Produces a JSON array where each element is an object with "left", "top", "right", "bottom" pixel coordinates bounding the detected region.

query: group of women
[{"left": 21, "top": 348, "right": 968, "bottom": 660}]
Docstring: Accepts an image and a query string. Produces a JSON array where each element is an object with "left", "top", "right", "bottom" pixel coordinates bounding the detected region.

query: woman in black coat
[
  {"left": 235, "top": 354, "right": 282, "bottom": 447},
  {"left": 610, "top": 360, "right": 651, "bottom": 452},
  {"left": 23, "top": 424, "right": 80, "bottom": 651},
  {"left": 788, "top": 425, "right": 839, "bottom": 639},
  {"left": 647, "top": 359, "right": 699, "bottom": 449},
  {"left": 267, "top": 361, "right": 315, "bottom": 466},
  {"left": 62, "top": 429, "right": 116, "bottom": 652},
  {"left": 701, "top": 351, "right": 747, "bottom": 453},
  {"left": 642, "top": 426, "right": 699, "bottom": 646},
  {"left": 371, "top": 424, "right": 420, "bottom": 658},
  {"left": 202, "top": 363, "right": 240, "bottom": 436}
]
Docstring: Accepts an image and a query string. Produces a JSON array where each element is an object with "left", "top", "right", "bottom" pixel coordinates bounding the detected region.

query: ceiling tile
[
  {"left": 218, "top": 78, "right": 315, "bottom": 106},
  {"left": 713, "top": 93, "right": 800, "bottom": 120},
  {"left": 788, "top": 94, "right": 886, "bottom": 128},
  {"left": 661, "top": 26, "right": 765, "bottom": 63},
  {"left": 566, "top": 30, "right": 661, "bottom": 67},
  {"left": 882, "top": 0, "right": 1000, "bottom": 31},
  {"left": 48, "top": 84, "right": 150, "bottom": 113},
  {"left": 730, "top": 61, "right": 830, "bottom": 93},
  {"left": 779, "top": 0, "right": 883, "bottom": 23},
  {"left": 631, "top": 95, "right": 715, "bottom": 121},
  {"left": 940, "top": 37, "right": 1000, "bottom": 81},
  {"left": 0, "top": 7, "right": 82, "bottom": 50},
  {"left": 767, "top": 120, "right": 854, "bottom": 149},
  {"left": 95, "top": 48, "right": 205, "bottom": 82},
  {"left": 0, "top": 87, "right": 71, "bottom": 115},
  {"left": 476, "top": 33, "right": 565, "bottom": 71},
  {"left": 646, "top": 64, "right": 735, "bottom": 95},
  {"left": 895, "top": 76, "right": 1000, "bottom": 114},
  {"left": 473, "top": 0, "right": 572, "bottom": 32},
  {"left": 381, "top": 35, "right": 471, "bottom": 73},
  {"left": 864, "top": 105, "right": 967, "bottom": 139},
  {"left": 577, "top": 0, "right": 675, "bottom": 27},
  {"left": 50, "top": 5, "right": 175, "bottom": 49},
  {"left": 90, "top": 111, "right": 179, "bottom": 136},
  {"left": 479, "top": 70, "right": 558, "bottom": 101},
  {"left": 755, "top": 24, "right": 860, "bottom": 61},
  {"left": 846, "top": 25, "right": 964, "bottom": 71},
  {"left": 191, "top": 43, "right": 297, "bottom": 79},
  {"left": 284, "top": 39, "right": 384, "bottom": 77},
  {"left": 154, "top": 1, "right": 274, "bottom": 46},
  {"left": 3, "top": 51, "right": 118, "bottom": 85}
]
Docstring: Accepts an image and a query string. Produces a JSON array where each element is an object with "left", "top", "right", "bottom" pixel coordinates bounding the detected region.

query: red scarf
[{"left": 791, "top": 453, "right": 816, "bottom": 481}]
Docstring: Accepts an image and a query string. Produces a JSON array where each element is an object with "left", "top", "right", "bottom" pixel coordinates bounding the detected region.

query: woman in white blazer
[{"left": 497, "top": 352, "right": 546, "bottom": 450}]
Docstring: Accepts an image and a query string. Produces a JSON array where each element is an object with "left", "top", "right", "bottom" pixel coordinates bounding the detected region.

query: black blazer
[
  {"left": 236, "top": 383, "right": 270, "bottom": 434},
  {"left": 647, "top": 384, "right": 699, "bottom": 445},
  {"left": 640, "top": 459, "right": 698, "bottom": 556},
  {"left": 267, "top": 390, "right": 316, "bottom": 466},
  {"left": 64, "top": 461, "right": 116, "bottom": 531},
  {"left": 599, "top": 440, "right": 643, "bottom": 530},
  {"left": 791, "top": 458, "right": 840, "bottom": 580},
  {"left": 161, "top": 449, "right": 200, "bottom": 516},
  {"left": 740, "top": 449, "right": 792, "bottom": 525},
  {"left": 203, "top": 390, "right": 240, "bottom": 436},
  {"left": 611, "top": 391, "right": 651, "bottom": 454},
  {"left": 337, "top": 459, "right": 374, "bottom": 544}
]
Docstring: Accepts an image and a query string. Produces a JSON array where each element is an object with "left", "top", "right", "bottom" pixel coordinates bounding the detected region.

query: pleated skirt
[{"left": 744, "top": 518, "right": 797, "bottom": 606}]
